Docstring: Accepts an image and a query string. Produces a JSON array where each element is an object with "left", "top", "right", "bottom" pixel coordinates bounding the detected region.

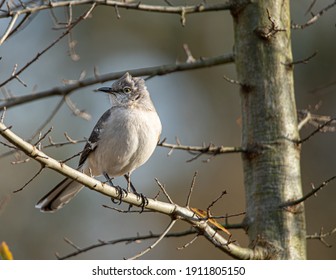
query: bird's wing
[{"left": 78, "top": 109, "right": 112, "bottom": 167}]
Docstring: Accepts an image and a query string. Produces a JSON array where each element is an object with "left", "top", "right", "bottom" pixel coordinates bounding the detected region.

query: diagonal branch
[
  {"left": 0, "top": 12, "right": 19, "bottom": 45},
  {"left": 0, "top": 53, "right": 234, "bottom": 110},
  {"left": 280, "top": 175, "right": 336, "bottom": 208},
  {"left": 292, "top": 0, "right": 336, "bottom": 29},
  {"left": 0, "top": 120, "right": 262, "bottom": 260}
]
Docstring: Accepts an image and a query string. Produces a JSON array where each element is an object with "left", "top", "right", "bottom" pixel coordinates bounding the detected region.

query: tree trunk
[{"left": 232, "top": 1, "right": 306, "bottom": 259}]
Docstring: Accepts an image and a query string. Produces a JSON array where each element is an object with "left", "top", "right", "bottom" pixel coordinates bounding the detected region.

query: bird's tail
[{"left": 35, "top": 177, "right": 83, "bottom": 213}]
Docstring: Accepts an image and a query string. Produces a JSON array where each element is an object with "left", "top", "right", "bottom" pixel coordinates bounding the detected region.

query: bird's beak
[{"left": 96, "top": 87, "right": 112, "bottom": 93}]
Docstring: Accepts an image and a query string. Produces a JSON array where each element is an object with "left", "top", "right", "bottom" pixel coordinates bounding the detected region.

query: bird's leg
[
  {"left": 124, "top": 172, "right": 148, "bottom": 212},
  {"left": 124, "top": 172, "right": 137, "bottom": 193},
  {"left": 103, "top": 172, "right": 126, "bottom": 204}
]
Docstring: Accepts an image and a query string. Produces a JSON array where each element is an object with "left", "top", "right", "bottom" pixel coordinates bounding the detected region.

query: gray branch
[
  {"left": 0, "top": 120, "right": 265, "bottom": 260},
  {"left": 0, "top": 53, "right": 234, "bottom": 110}
]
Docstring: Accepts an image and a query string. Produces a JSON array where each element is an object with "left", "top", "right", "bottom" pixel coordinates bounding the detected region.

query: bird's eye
[{"left": 123, "top": 87, "right": 132, "bottom": 94}]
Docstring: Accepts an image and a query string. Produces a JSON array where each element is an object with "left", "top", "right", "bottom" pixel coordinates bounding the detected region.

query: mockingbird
[{"left": 36, "top": 72, "right": 162, "bottom": 212}]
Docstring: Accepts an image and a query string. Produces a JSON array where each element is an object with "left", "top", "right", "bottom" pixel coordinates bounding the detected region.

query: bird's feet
[
  {"left": 104, "top": 172, "right": 127, "bottom": 204},
  {"left": 133, "top": 191, "right": 149, "bottom": 213}
]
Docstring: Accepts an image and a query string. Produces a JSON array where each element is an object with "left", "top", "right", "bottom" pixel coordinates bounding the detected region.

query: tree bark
[{"left": 232, "top": 1, "right": 307, "bottom": 259}]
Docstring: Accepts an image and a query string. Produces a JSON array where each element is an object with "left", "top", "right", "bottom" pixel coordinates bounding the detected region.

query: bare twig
[
  {"left": 298, "top": 117, "right": 336, "bottom": 144},
  {"left": 159, "top": 140, "right": 245, "bottom": 157},
  {"left": 281, "top": 175, "right": 336, "bottom": 207},
  {"left": 284, "top": 51, "right": 318, "bottom": 68},
  {"left": 183, "top": 44, "right": 196, "bottom": 63},
  {"left": 13, "top": 166, "right": 44, "bottom": 193},
  {"left": 207, "top": 190, "right": 227, "bottom": 217},
  {"left": 223, "top": 74, "right": 242, "bottom": 85},
  {"left": 64, "top": 96, "right": 91, "bottom": 120},
  {"left": 127, "top": 219, "right": 177, "bottom": 260},
  {"left": 114, "top": 3, "right": 121, "bottom": 19},
  {"left": 307, "top": 227, "right": 336, "bottom": 248},
  {"left": 298, "top": 110, "right": 312, "bottom": 131},
  {"left": 0, "top": 106, "right": 6, "bottom": 123},
  {"left": 297, "top": 110, "right": 336, "bottom": 132},
  {"left": 177, "top": 234, "right": 199, "bottom": 250},
  {"left": 305, "top": 0, "right": 318, "bottom": 15},
  {"left": 292, "top": 0, "right": 336, "bottom": 29},
  {"left": 63, "top": 237, "right": 82, "bottom": 251},
  {"left": 33, "top": 127, "right": 53, "bottom": 147},
  {"left": 60, "top": 150, "right": 82, "bottom": 164},
  {"left": 155, "top": 178, "right": 174, "bottom": 204},
  {"left": 185, "top": 171, "right": 197, "bottom": 207},
  {"left": 29, "top": 98, "right": 65, "bottom": 142}
]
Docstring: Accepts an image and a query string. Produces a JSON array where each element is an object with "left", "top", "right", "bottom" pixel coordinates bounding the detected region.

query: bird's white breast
[{"left": 87, "top": 106, "right": 161, "bottom": 177}]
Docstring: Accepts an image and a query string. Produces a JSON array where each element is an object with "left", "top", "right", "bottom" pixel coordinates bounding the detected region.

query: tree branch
[
  {"left": 0, "top": 120, "right": 262, "bottom": 260},
  {"left": 306, "top": 227, "right": 336, "bottom": 248},
  {"left": 158, "top": 140, "right": 245, "bottom": 157},
  {"left": 292, "top": 0, "right": 336, "bottom": 29},
  {"left": 280, "top": 175, "right": 336, "bottom": 208},
  {"left": 0, "top": 0, "right": 236, "bottom": 19},
  {"left": 0, "top": 53, "right": 234, "bottom": 110}
]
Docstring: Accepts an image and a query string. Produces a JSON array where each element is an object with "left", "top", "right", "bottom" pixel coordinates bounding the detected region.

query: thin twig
[
  {"left": 155, "top": 178, "right": 174, "bottom": 203},
  {"left": 127, "top": 219, "right": 177, "bottom": 260},
  {"left": 223, "top": 75, "right": 242, "bottom": 85},
  {"left": 183, "top": 44, "right": 196, "bottom": 63},
  {"left": 13, "top": 166, "right": 44, "bottom": 193},
  {"left": 298, "top": 117, "right": 336, "bottom": 144},
  {"left": 60, "top": 150, "right": 82, "bottom": 164},
  {"left": 298, "top": 111, "right": 311, "bottom": 131},
  {"left": 284, "top": 51, "right": 318, "bottom": 68},
  {"left": 30, "top": 99, "right": 65, "bottom": 142},
  {"left": 306, "top": 227, "right": 336, "bottom": 248},
  {"left": 281, "top": 175, "right": 336, "bottom": 207},
  {"left": 292, "top": 0, "right": 336, "bottom": 29},
  {"left": 305, "top": 0, "right": 317, "bottom": 15},
  {"left": 159, "top": 141, "right": 245, "bottom": 155},
  {"left": 177, "top": 234, "right": 199, "bottom": 250},
  {"left": 207, "top": 190, "right": 227, "bottom": 217},
  {"left": 33, "top": 127, "right": 53, "bottom": 147},
  {"left": 0, "top": 106, "right": 6, "bottom": 123},
  {"left": 0, "top": 140, "right": 17, "bottom": 149},
  {"left": 63, "top": 237, "right": 82, "bottom": 251},
  {"left": 64, "top": 96, "right": 91, "bottom": 120},
  {"left": 186, "top": 171, "right": 197, "bottom": 207}
]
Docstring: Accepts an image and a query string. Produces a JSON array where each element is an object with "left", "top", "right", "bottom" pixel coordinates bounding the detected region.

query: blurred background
[{"left": 0, "top": 0, "right": 335, "bottom": 259}]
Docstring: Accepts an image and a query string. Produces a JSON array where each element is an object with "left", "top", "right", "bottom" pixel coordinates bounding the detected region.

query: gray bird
[{"left": 36, "top": 72, "right": 162, "bottom": 212}]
